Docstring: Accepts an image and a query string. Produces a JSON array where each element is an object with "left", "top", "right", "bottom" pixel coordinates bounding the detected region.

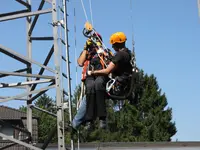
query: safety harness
[
  {"left": 81, "top": 48, "right": 113, "bottom": 81},
  {"left": 106, "top": 49, "right": 138, "bottom": 100},
  {"left": 81, "top": 22, "right": 113, "bottom": 81}
]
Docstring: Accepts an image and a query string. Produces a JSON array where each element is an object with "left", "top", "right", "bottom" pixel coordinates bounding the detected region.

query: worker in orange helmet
[{"left": 88, "top": 32, "right": 132, "bottom": 93}]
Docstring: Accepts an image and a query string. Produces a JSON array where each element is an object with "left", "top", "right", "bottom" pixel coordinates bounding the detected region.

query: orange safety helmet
[{"left": 109, "top": 32, "right": 127, "bottom": 45}]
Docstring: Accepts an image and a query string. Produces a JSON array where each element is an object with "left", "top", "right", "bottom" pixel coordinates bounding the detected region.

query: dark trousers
[{"left": 84, "top": 76, "right": 107, "bottom": 122}]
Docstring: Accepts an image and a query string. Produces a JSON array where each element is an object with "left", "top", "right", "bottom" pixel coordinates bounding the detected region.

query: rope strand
[
  {"left": 74, "top": 4, "right": 80, "bottom": 149},
  {"left": 130, "top": 0, "right": 135, "bottom": 49},
  {"left": 93, "top": 30, "right": 108, "bottom": 51},
  {"left": 89, "top": 0, "right": 94, "bottom": 26},
  {"left": 80, "top": 0, "right": 89, "bottom": 22},
  {"left": 74, "top": 8, "right": 78, "bottom": 87},
  {"left": 80, "top": 0, "right": 108, "bottom": 53}
]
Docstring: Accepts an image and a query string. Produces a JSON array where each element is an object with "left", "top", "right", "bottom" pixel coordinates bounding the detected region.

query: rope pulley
[{"left": 82, "top": 22, "right": 93, "bottom": 38}]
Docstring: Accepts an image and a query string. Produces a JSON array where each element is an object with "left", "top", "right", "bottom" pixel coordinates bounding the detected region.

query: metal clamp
[
  {"left": 50, "top": 20, "right": 64, "bottom": 26},
  {"left": 106, "top": 79, "right": 116, "bottom": 93}
]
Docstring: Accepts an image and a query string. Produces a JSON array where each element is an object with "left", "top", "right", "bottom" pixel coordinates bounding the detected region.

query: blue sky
[{"left": 0, "top": 0, "right": 200, "bottom": 142}]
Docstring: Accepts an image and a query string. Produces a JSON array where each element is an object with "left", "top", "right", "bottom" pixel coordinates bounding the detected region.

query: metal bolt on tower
[{"left": 0, "top": 0, "right": 74, "bottom": 150}]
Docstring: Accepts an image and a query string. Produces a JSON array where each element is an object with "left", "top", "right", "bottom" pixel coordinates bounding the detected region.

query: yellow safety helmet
[{"left": 109, "top": 32, "right": 127, "bottom": 44}]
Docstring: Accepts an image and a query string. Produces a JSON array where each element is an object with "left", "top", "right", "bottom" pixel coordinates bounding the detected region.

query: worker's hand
[
  {"left": 87, "top": 70, "right": 92, "bottom": 76},
  {"left": 96, "top": 41, "right": 102, "bottom": 47},
  {"left": 87, "top": 70, "right": 94, "bottom": 76},
  {"left": 84, "top": 39, "right": 93, "bottom": 50}
]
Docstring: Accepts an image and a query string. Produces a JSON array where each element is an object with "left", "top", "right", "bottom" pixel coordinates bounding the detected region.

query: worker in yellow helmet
[
  {"left": 88, "top": 32, "right": 132, "bottom": 78},
  {"left": 67, "top": 32, "right": 132, "bottom": 133},
  {"left": 77, "top": 32, "right": 111, "bottom": 130}
]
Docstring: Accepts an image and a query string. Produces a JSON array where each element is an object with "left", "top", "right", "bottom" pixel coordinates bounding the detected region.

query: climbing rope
[
  {"left": 130, "top": 0, "right": 135, "bottom": 48},
  {"left": 93, "top": 30, "right": 109, "bottom": 53},
  {"left": 89, "top": 0, "right": 94, "bottom": 26},
  {"left": 80, "top": 0, "right": 109, "bottom": 53},
  {"left": 80, "top": 0, "right": 89, "bottom": 22},
  {"left": 80, "top": 0, "right": 94, "bottom": 26},
  {"left": 73, "top": 2, "right": 81, "bottom": 150},
  {"left": 74, "top": 8, "right": 78, "bottom": 89},
  {"left": 129, "top": 0, "right": 137, "bottom": 70}
]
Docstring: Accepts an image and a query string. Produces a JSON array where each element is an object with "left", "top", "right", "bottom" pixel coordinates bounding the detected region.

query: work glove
[
  {"left": 96, "top": 41, "right": 102, "bottom": 47},
  {"left": 84, "top": 38, "right": 93, "bottom": 50},
  {"left": 87, "top": 70, "right": 93, "bottom": 76}
]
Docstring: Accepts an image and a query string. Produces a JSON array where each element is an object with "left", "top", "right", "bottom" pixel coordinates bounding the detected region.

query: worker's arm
[
  {"left": 78, "top": 39, "right": 93, "bottom": 67},
  {"left": 89, "top": 62, "right": 116, "bottom": 76},
  {"left": 77, "top": 50, "right": 88, "bottom": 67},
  {"left": 88, "top": 52, "right": 121, "bottom": 76}
]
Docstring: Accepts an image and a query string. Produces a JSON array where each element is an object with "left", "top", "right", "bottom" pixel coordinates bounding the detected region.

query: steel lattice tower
[{"left": 0, "top": 0, "right": 74, "bottom": 150}]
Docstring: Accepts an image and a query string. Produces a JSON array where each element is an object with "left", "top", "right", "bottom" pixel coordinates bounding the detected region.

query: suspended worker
[
  {"left": 87, "top": 32, "right": 132, "bottom": 95},
  {"left": 71, "top": 32, "right": 132, "bottom": 132},
  {"left": 77, "top": 32, "right": 110, "bottom": 130}
]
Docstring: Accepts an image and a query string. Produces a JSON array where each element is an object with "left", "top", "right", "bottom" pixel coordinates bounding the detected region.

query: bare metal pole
[
  {"left": 0, "top": 9, "right": 29, "bottom": 17},
  {"left": 0, "top": 0, "right": 74, "bottom": 149},
  {"left": 0, "top": 79, "right": 52, "bottom": 88},
  {"left": 16, "top": 0, "right": 31, "bottom": 8},
  {"left": 0, "top": 44, "right": 55, "bottom": 73},
  {"left": 0, "top": 96, "right": 27, "bottom": 100},
  {"left": 0, "top": 71, "right": 54, "bottom": 79},
  {"left": 26, "top": 0, "right": 33, "bottom": 145},
  {"left": 0, "top": 133, "right": 42, "bottom": 150},
  {"left": 0, "top": 85, "right": 55, "bottom": 103},
  {"left": 52, "top": 0, "right": 66, "bottom": 149},
  {"left": 63, "top": 0, "right": 74, "bottom": 149},
  {"left": 31, "top": 105, "right": 57, "bottom": 117},
  {"left": 0, "top": 9, "right": 52, "bottom": 22},
  {"left": 0, "top": 68, "right": 28, "bottom": 78}
]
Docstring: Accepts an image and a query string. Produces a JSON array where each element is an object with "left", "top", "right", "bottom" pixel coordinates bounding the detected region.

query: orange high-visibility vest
[{"left": 81, "top": 49, "right": 112, "bottom": 81}]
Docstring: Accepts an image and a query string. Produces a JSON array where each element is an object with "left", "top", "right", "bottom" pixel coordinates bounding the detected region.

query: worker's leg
[
  {"left": 94, "top": 76, "right": 108, "bottom": 129},
  {"left": 72, "top": 95, "right": 87, "bottom": 129},
  {"left": 84, "top": 77, "right": 96, "bottom": 123}
]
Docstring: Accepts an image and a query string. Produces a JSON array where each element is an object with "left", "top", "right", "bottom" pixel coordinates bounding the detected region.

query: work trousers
[
  {"left": 84, "top": 76, "right": 107, "bottom": 122},
  {"left": 72, "top": 95, "right": 87, "bottom": 129}
]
